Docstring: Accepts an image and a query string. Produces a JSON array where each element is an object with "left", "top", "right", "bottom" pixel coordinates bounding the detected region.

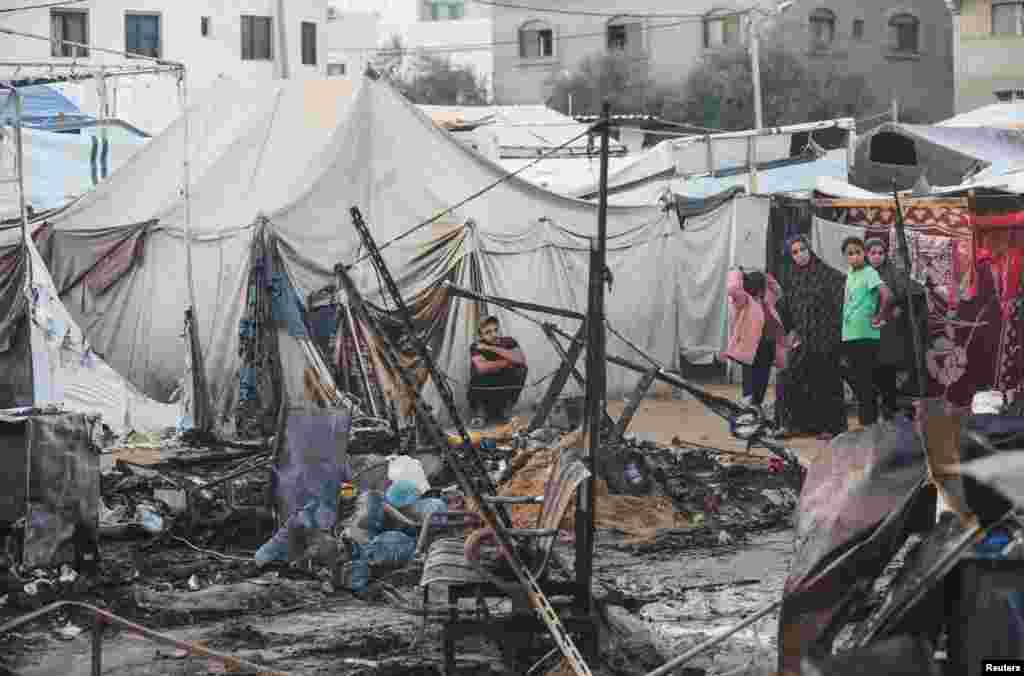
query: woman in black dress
[{"left": 775, "top": 235, "right": 848, "bottom": 439}]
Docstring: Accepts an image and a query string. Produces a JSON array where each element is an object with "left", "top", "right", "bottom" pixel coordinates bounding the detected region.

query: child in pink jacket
[{"left": 722, "top": 268, "right": 788, "bottom": 417}]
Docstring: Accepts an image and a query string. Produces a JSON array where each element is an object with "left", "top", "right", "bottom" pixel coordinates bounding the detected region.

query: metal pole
[
  {"left": 644, "top": 599, "right": 782, "bottom": 676},
  {"left": 749, "top": 14, "right": 763, "bottom": 194},
  {"left": 892, "top": 97, "right": 900, "bottom": 123},
  {"left": 576, "top": 101, "right": 610, "bottom": 618},
  {"left": 13, "top": 88, "right": 30, "bottom": 266},
  {"left": 91, "top": 615, "right": 104, "bottom": 676}
]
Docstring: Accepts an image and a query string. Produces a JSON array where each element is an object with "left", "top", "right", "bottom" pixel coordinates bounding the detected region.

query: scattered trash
[
  {"left": 55, "top": 623, "right": 83, "bottom": 640},
  {"left": 387, "top": 455, "right": 430, "bottom": 494},
  {"left": 718, "top": 531, "right": 734, "bottom": 546},
  {"left": 187, "top": 574, "right": 202, "bottom": 591},
  {"left": 154, "top": 488, "right": 188, "bottom": 514},
  {"left": 321, "top": 581, "right": 335, "bottom": 594},
  {"left": 0, "top": 594, "right": 7, "bottom": 607},
  {"left": 58, "top": 565, "right": 78, "bottom": 585},
  {"left": 136, "top": 505, "right": 164, "bottom": 534}
]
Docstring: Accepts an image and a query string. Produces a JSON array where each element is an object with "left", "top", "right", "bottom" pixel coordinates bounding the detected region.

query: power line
[
  {"left": 346, "top": 122, "right": 600, "bottom": 269},
  {"left": 471, "top": 0, "right": 746, "bottom": 19},
  {"left": 0, "top": 0, "right": 90, "bottom": 14},
  {"left": 335, "top": 17, "right": 710, "bottom": 54}
]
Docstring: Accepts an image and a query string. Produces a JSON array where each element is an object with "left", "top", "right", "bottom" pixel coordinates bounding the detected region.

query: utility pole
[
  {"left": 749, "top": 13, "right": 764, "bottom": 194},
  {"left": 576, "top": 101, "right": 610, "bottom": 624}
]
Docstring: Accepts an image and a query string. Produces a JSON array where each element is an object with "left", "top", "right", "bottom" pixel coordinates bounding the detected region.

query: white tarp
[
  {"left": 0, "top": 229, "right": 178, "bottom": 434},
  {"left": 41, "top": 76, "right": 769, "bottom": 425}
]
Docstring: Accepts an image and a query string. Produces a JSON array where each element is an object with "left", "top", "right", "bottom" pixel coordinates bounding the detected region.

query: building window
[
  {"left": 519, "top": 20, "right": 554, "bottom": 59},
  {"left": 301, "top": 22, "right": 317, "bottom": 65},
  {"left": 50, "top": 9, "right": 88, "bottom": 57},
  {"left": 607, "top": 17, "right": 643, "bottom": 57},
  {"left": 327, "top": 63, "right": 346, "bottom": 76},
  {"left": 241, "top": 15, "right": 273, "bottom": 60},
  {"left": 125, "top": 13, "right": 161, "bottom": 58},
  {"left": 993, "top": 1, "right": 1024, "bottom": 35},
  {"left": 852, "top": 18, "right": 864, "bottom": 40},
  {"left": 201, "top": 16, "right": 210, "bottom": 37},
  {"left": 703, "top": 10, "right": 740, "bottom": 49},
  {"left": 809, "top": 8, "right": 835, "bottom": 46},
  {"left": 421, "top": 0, "right": 465, "bottom": 21},
  {"left": 888, "top": 13, "right": 920, "bottom": 53}
]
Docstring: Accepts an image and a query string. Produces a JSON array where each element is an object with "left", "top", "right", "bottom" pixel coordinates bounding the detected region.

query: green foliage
[
  {"left": 547, "top": 53, "right": 675, "bottom": 116},
  {"left": 374, "top": 34, "right": 489, "bottom": 105},
  {"left": 674, "top": 44, "right": 877, "bottom": 130}
]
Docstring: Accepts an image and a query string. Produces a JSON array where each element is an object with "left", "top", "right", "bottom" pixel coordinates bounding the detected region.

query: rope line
[{"left": 346, "top": 124, "right": 599, "bottom": 270}]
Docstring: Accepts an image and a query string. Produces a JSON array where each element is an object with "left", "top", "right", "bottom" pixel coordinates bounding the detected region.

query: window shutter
[{"left": 51, "top": 13, "right": 63, "bottom": 57}]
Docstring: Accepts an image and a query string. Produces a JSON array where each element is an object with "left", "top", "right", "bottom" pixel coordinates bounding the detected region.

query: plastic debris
[
  {"left": 718, "top": 530, "right": 734, "bottom": 545},
  {"left": 154, "top": 488, "right": 188, "bottom": 514},
  {"left": 0, "top": 594, "right": 7, "bottom": 607},
  {"left": 56, "top": 623, "right": 83, "bottom": 640},
  {"left": 136, "top": 505, "right": 164, "bottom": 534},
  {"left": 187, "top": 574, "right": 201, "bottom": 591},
  {"left": 59, "top": 565, "right": 78, "bottom": 585}
]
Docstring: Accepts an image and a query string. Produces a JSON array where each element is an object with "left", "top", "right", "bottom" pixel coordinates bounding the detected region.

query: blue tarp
[{"left": 0, "top": 84, "right": 93, "bottom": 131}]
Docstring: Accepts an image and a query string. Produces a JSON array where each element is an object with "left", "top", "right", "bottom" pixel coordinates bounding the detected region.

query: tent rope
[{"left": 345, "top": 123, "right": 601, "bottom": 270}]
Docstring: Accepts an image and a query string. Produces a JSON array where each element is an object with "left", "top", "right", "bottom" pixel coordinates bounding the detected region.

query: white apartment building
[
  {"left": 329, "top": 0, "right": 493, "bottom": 96},
  {"left": 0, "top": 0, "right": 329, "bottom": 134}
]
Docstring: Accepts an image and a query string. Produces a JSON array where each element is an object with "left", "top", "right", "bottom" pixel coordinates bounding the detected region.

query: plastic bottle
[{"left": 136, "top": 505, "right": 164, "bottom": 534}]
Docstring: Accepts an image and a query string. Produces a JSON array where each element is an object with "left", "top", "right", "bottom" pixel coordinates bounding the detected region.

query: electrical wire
[
  {"left": 336, "top": 16, "right": 713, "bottom": 54},
  {"left": 0, "top": 0, "right": 89, "bottom": 13},
  {"left": 470, "top": 0, "right": 747, "bottom": 19},
  {"left": 346, "top": 124, "right": 598, "bottom": 269}
]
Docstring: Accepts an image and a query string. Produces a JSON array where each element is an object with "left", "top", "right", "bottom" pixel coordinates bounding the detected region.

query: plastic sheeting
[
  {"left": 0, "top": 230, "right": 178, "bottom": 433},
  {"left": 39, "top": 76, "right": 769, "bottom": 426}
]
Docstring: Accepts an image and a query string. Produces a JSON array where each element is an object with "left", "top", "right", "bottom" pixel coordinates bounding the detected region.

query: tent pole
[
  {"left": 13, "top": 87, "right": 30, "bottom": 287},
  {"left": 576, "top": 101, "right": 610, "bottom": 623},
  {"left": 178, "top": 67, "right": 209, "bottom": 435}
]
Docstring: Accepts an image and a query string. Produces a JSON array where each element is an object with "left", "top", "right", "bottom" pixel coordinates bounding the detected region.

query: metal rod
[
  {"left": 892, "top": 189, "right": 929, "bottom": 403},
  {"left": 0, "top": 26, "right": 184, "bottom": 67},
  {"left": 91, "top": 615, "right": 103, "bottom": 676},
  {"left": 444, "top": 281, "right": 585, "bottom": 320},
  {"left": 0, "top": 601, "right": 288, "bottom": 675},
  {"left": 343, "top": 297, "right": 379, "bottom": 417},
  {"left": 644, "top": 599, "right": 782, "bottom": 676}
]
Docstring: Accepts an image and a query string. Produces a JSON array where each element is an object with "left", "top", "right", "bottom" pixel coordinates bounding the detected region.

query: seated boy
[{"left": 468, "top": 316, "right": 528, "bottom": 427}]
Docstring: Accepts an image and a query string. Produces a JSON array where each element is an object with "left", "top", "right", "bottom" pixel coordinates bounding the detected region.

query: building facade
[
  {"left": 954, "top": 0, "right": 1024, "bottom": 112},
  {"left": 766, "top": 0, "right": 955, "bottom": 122},
  {"left": 325, "top": 7, "right": 380, "bottom": 79},
  {"left": 0, "top": 0, "right": 328, "bottom": 133},
  {"left": 329, "top": 0, "right": 493, "bottom": 96},
  {"left": 491, "top": 0, "right": 953, "bottom": 123}
]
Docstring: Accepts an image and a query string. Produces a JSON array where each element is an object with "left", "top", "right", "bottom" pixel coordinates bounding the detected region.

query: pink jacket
[{"left": 722, "top": 270, "right": 788, "bottom": 368}]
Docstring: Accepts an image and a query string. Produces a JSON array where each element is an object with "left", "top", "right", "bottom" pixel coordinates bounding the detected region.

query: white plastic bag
[{"left": 387, "top": 455, "right": 430, "bottom": 494}]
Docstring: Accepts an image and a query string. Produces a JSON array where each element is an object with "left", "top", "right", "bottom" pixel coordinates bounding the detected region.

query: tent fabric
[
  {"left": 940, "top": 102, "right": 1024, "bottom": 129},
  {"left": 850, "top": 122, "right": 1024, "bottom": 193},
  {"left": 811, "top": 215, "right": 1024, "bottom": 406},
  {"left": 0, "top": 229, "right": 178, "bottom": 433},
  {"left": 777, "top": 420, "right": 930, "bottom": 673},
  {"left": 38, "top": 76, "right": 769, "bottom": 429},
  {"left": 573, "top": 133, "right": 793, "bottom": 200},
  {"left": 0, "top": 84, "right": 92, "bottom": 130}
]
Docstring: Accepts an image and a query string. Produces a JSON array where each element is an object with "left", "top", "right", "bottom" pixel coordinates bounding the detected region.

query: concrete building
[
  {"left": 953, "top": 0, "right": 1024, "bottom": 113},
  {"left": 328, "top": 0, "right": 493, "bottom": 96},
  {"left": 0, "top": 0, "right": 329, "bottom": 134},
  {"left": 490, "top": 1, "right": 953, "bottom": 123},
  {"left": 325, "top": 7, "right": 380, "bottom": 78},
  {"left": 767, "top": 0, "right": 955, "bottom": 123}
]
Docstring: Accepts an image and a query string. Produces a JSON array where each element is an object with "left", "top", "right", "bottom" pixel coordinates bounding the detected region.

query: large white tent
[{"left": 37, "top": 76, "right": 768, "bottom": 431}]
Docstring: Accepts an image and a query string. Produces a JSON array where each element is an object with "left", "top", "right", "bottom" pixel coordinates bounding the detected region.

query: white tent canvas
[{"left": 40, "top": 76, "right": 767, "bottom": 430}]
